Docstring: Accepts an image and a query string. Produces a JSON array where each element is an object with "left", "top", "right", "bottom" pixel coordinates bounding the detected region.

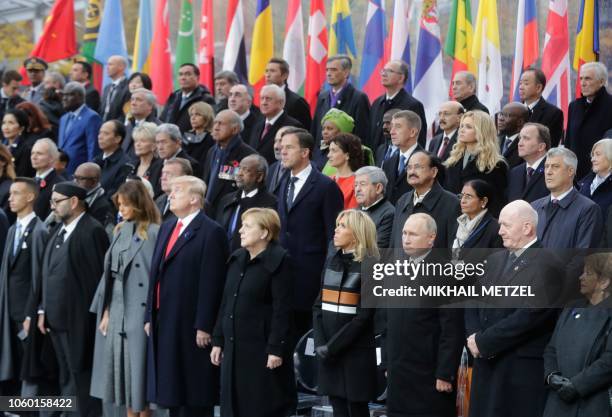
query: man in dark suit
[
  {"left": 155, "top": 123, "right": 201, "bottom": 178},
  {"left": 451, "top": 71, "right": 489, "bottom": 114},
  {"left": 249, "top": 84, "right": 301, "bottom": 164},
  {"left": 160, "top": 63, "right": 215, "bottom": 133},
  {"left": 31, "top": 138, "right": 65, "bottom": 219},
  {"left": 266, "top": 126, "right": 290, "bottom": 195},
  {"left": 375, "top": 108, "right": 401, "bottom": 167},
  {"left": 507, "top": 123, "right": 550, "bottom": 203},
  {"left": 145, "top": 176, "right": 228, "bottom": 417},
  {"left": 390, "top": 151, "right": 460, "bottom": 249},
  {"left": 0, "top": 70, "right": 25, "bottom": 123},
  {"left": 22, "top": 57, "right": 47, "bottom": 104},
  {"left": 100, "top": 55, "right": 130, "bottom": 121},
  {"left": 311, "top": 55, "right": 370, "bottom": 145},
  {"left": 265, "top": 58, "right": 312, "bottom": 130},
  {"left": 276, "top": 128, "right": 343, "bottom": 335},
  {"left": 203, "top": 110, "right": 256, "bottom": 215},
  {"left": 566, "top": 62, "right": 612, "bottom": 179},
  {"left": 213, "top": 70, "right": 238, "bottom": 113},
  {"left": 228, "top": 84, "right": 263, "bottom": 143},
  {"left": 70, "top": 61, "right": 101, "bottom": 113},
  {"left": 73, "top": 163, "right": 115, "bottom": 229},
  {"left": 531, "top": 147, "right": 603, "bottom": 249},
  {"left": 428, "top": 101, "right": 463, "bottom": 162},
  {"left": 123, "top": 88, "right": 161, "bottom": 159},
  {"left": 466, "top": 200, "right": 561, "bottom": 417},
  {"left": 155, "top": 158, "right": 193, "bottom": 222},
  {"left": 0, "top": 178, "right": 48, "bottom": 398},
  {"left": 92, "top": 120, "right": 132, "bottom": 198},
  {"left": 518, "top": 67, "right": 563, "bottom": 147},
  {"left": 497, "top": 102, "right": 529, "bottom": 168},
  {"left": 369, "top": 60, "right": 427, "bottom": 149},
  {"left": 58, "top": 82, "right": 102, "bottom": 174},
  {"left": 383, "top": 110, "right": 423, "bottom": 204},
  {"left": 37, "top": 182, "right": 109, "bottom": 417},
  {"left": 214, "top": 154, "right": 277, "bottom": 251},
  {"left": 354, "top": 166, "right": 395, "bottom": 248}
]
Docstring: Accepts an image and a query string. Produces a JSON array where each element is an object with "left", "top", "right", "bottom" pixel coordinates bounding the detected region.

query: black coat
[
  {"left": 507, "top": 159, "right": 548, "bottom": 203},
  {"left": 311, "top": 83, "right": 370, "bottom": 146},
  {"left": 499, "top": 134, "right": 522, "bottom": 169},
  {"left": 85, "top": 83, "right": 101, "bottom": 114},
  {"left": 382, "top": 145, "right": 423, "bottom": 205},
  {"left": 0, "top": 95, "right": 25, "bottom": 124},
  {"left": 93, "top": 148, "right": 132, "bottom": 198},
  {"left": 361, "top": 198, "right": 395, "bottom": 249},
  {"left": 451, "top": 212, "right": 503, "bottom": 263},
  {"left": 183, "top": 130, "right": 215, "bottom": 168},
  {"left": 212, "top": 244, "right": 296, "bottom": 417},
  {"left": 313, "top": 250, "right": 378, "bottom": 402},
  {"left": 566, "top": 87, "right": 612, "bottom": 179},
  {"left": 390, "top": 181, "right": 461, "bottom": 250},
  {"left": 154, "top": 194, "right": 175, "bottom": 222},
  {"left": 460, "top": 95, "right": 489, "bottom": 114},
  {"left": 428, "top": 130, "right": 458, "bottom": 162},
  {"left": 543, "top": 299, "right": 612, "bottom": 417},
  {"left": 100, "top": 78, "right": 130, "bottom": 121},
  {"left": 33, "top": 170, "right": 65, "bottom": 220},
  {"left": 577, "top": 171, "right": 612, "bottom": 217},
  {"left": 214, "top": 188, "right": 278, "bottom": 252},
  {"left": 175, "top": 149, "right": 202, "bottom": 178},
  {"left": 529, "top": 98, "right": 564, "bottom": 147},
  {"left": 5, "top": 135, "right": 36, "bottom": 177},
  {"left": 88, "top": 193, "right": 116, "bottom": 228},
  {"left": 241, "top": 107, "right": 264, "bottom": 145},
  {"left": 266, "top": 161, "right": 287, "bottom": 195},
  {"left": 248, "top": 112, "right": 302, "bottom": 165},
  {"left": 122, "top": 114, "right": 162, "bottom": 160},
  {"left": 129, "top": 157, "right": 164, "bottom": 198},
  {"left": 369, "top": 89, "right": 427, "bottom": 149},
  {"left": 284, "top": 85, "right": 311, "bottom": 130},
  {"left": 145, "top": 212, "right": 228, "bottom": 408},
  {"left": 160, "top": 85, "right": 215, "bottom": 133},
  {"left": 0, "top": 177, "right": 11, "bottom": 220}
]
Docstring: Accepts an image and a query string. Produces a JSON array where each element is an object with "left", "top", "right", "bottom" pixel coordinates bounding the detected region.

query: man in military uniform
[{"left": 22, "top": 57, "right": 48, "bottom": 104}]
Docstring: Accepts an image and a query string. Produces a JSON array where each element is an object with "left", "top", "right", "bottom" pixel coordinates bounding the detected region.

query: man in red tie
[
  {"left": 145, "top": 175, "right": 228, "bottom": 417},
  {"left": 427, "top": 101, "right": 464, "bottom": 162}
]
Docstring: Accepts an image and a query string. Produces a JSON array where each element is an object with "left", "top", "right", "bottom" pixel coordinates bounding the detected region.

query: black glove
[
  {"left": 547, "top": 373, "right": 567, "bottom": 390},
  {"left": 557, "top": 379, "right": 579, "bottom": 403},
  {"left": 315, "top": 345, "right": 330, "bottom": 360}
]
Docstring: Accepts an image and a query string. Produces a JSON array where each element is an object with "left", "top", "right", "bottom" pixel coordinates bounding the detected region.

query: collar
[
  {"left": 505, "top": 133, "right": 519, "bottom": 142},
  {"left": 61, "top": 212, "right": 86, "bottom": 239},
  {"left": 72, "top": 103, "right": 86, "bottom": 117},
  {"left": 526, "top": 155, "right": 546, "bottom": 170},
  {"left": 594, "top": 172, "right": 611, "bottom": 184},
  {"left": 111, "top": 76, "right": 125, "bottom": 86},
  {"left": 399, "top": 142, "right": 419, "bottom": 159},
  {"left": 181, "top": 90, "right": 194, "bottom": 99},
  {"left": 103, "top": 148, "right": 123, "bottom": 161},
  {"left": 176, "top": 209, "right": 200, "bottom": 233},
  {"left": 292, "top": 163, "right": 313, "bottom": 181},
  {"left": 241, "top": 188, "right": 259, "bottom": 199},
  {"left": 442, "top": 129, "right": 457, "bottom": 139},
  {"left": 265, "top": 109, "right": 284, "bottom": 125},
  {"left": 409, "top": 249, "right": 431, "bottom": 264},
  {"left": 361, "top": 196, "right": 385, "bottom": 211},
  {"left": 0, "top": 88, "right": 9, "bottom": 99},
  {"left": 331, "top": 82, "right": 347, "bottom": 96},
  {"left": 512, "top": 238, "right": 538, "bottom": 258},
  {"left": 17, "top": 212, "right": 37, "bottom": 231},
  {"left": 36, "top": 167, "right": 54, "bottom": 179},
  {"left": 238, "top": 109, "right": 251, "bottom": 121},
  {"left": 386, "top": 89, "right": 401, "bottom": 101},
  {"left": 525, "top": 97, "right": 541, "bottom": 110},
  {"left": 550, "top": 187, "right": 573, "bottom": 202},
  {"left": 402, "top": 182, "right": 441, "bottom": 212},
  {"left": 413, "top": 187, "right": 431, "bottom": 206}
]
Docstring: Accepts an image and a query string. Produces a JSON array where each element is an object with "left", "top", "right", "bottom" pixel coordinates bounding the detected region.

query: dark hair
[
  {"left": 74, "top": 61, "right": 93, "bottom": 79},
  {"left": 164, "top": 157, "right": 193, "bottom": 176},
  {"left": 0, "top": 144, "right": 16, "bottom": 179},
  {"left": 13, "top": 177, "right": 39, "bottom": 197},
  {"left": 283, "top": 127, "right": 314, "bottom": 160},
  {"left": 180, "top": 63, "right": 200, "bottom": 77},
  {"left": 128, "top": 72, "right": 153, "bottom": 90},
  {"left": 524, "top": 67, "right": 547, "bottom": 89},
  {"left": 523, "top": 122, "right": 551, "bottom": 150},
  {"left": 463, "top": 179, "right": 494, "bottom": 208},
  {"left": 107, "top": 119, "right": 126, "bottom": 142},
  {"left": 2, "top": 69, "right": 22, "bottom": 85},
  {"left": 112, "top": 180, "right": 161, "bottom": 238},
  {"left": 411, "top": 150, "right": 446, "bottom": 184},
  {"left": 58, "top": 149, "right": 70, "bottom": 165},
  {"left": 15, "top": 101, "right": 51, "bottom": 133},
  {"left": 330, "top": 133, "right": 364, "bottom": 171},
  {"left": 269, "top": 57, "right": 290, "bottom": 75},
  {"left": 328, "top": 55, "right": 352, "bottom": 70},
  {"left": 3, "top": 108, "right": 30, "bottom": 132}
]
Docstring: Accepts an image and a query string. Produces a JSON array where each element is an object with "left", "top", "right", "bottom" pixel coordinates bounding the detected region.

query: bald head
[
  {"left": 498, "top": 102, "right": 530, "bottom": 136},
  {"left": 107, "top": 55, "right": 127, "bottom": 80},
  {"left": 498, "top": 200, "right": 538, "bottom": 249},
  {"left": 74, "top": 162, "right": 101, "bottom": 191}
]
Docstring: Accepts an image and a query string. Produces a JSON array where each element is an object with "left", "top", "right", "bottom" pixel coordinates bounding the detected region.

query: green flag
[
  {"left": 81, "top": 0, "right": 101, "bottom": 62},
  {"left": 175, "top": 0, "right": 196, "bottom": 88}
]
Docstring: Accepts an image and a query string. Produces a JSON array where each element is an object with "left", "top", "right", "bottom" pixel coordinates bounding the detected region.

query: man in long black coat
[
  {"left": 145, "top": 176, "right": 228, "bottom": 417},
  {"left": 451, "top": 71, "right": 489, "bottom": 113},
  {"left": 507, "top": 123, "right": 550, "bottom": 203}
]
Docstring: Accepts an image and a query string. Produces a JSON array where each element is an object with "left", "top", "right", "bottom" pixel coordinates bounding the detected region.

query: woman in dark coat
[
  {"left": 15, "top": 101, "right": 54, "bottom": 142},
  {"left": 183, "top": 102, "right": 215, "bottom": 167},
  {"left": 0, "top": 144, "right": 15, "bottom": 220},
  {"left": 313, "top": 209, "right": 380, "bottom": 417},
  {"left": 444, "top": 110, "right": 508, "bottom": 217},
  {"left": 211, "top": 208, "right": 296, "bottom": 417},
  {"left": 129, "top": 123, "right": 163, "bottom": 197},
  {"left": 543, "top": 252, "right": 612, "bottom": 417},
  {"left": 2, "top": 109, "right": 35, "bottom": 177},
  {"left": 578, "top": 138, "right": 612, "bottom": 217}
]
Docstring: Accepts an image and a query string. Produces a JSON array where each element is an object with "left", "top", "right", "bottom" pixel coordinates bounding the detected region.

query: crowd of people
[{"left": 0, "top": 52, "right": 611, "bottom": 417}]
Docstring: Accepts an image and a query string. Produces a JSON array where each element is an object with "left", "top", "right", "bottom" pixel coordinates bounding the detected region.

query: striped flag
[
  {"left": 413, "top": 0, "right": 444, "bottom": 134},
  {"left": 81, "top": 0, "right": 103, "bottom": 91},
  {"left": 248, "top": 0, "right": 274, "bottom": 106},
  {"left": 359, "top": 0, "right": 387, "bottom": 102},
  {"left": 223, "top": 0, "right": 248, "bottom": 84},
  {"left": 573, "top": 0, "right": 599, "bottom": 97},
  {"left": 283, "top": 0, "right": 306, "bottom": 94},
  {"left": 472, "top": 0, "right": 503, "bottom": 114},
  {"left": 149, "top": 0, "right": 173, "bottom": 104},
  {"left": 329, "top": 0, "right": 357, "bottom": 58},
  {"left": 389, "top": 0, "right": 413, "bottom": 93},
  {"left": 198, "top": 0, "right": 214, "bottom": 91},
  {"left": 444, "top": 0, "right": 475, "bottom": 98},
  {"left": 94, "top": 0, "right": 128, "bottom": 87},
  {"left": 305, "top": 0, "right": 328, "bottom": 115},
  {"left": 541, "top": 0, "right": 570, "bottom": 127},
  {"left": 175, "top": 0, "right": 196, "bottom": 88},
  {"left": 132, "top": 0, "right": 154, "bottom": 73},
  {"left": 510, "top": 0, "right": 539, "bottom": 101}
]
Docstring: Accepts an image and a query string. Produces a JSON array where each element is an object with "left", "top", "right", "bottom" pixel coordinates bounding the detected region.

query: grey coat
[{"left": 90, "top": 221, "right": 159, "bottom": 411}]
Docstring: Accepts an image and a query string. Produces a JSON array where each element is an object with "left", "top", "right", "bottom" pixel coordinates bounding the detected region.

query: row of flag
[{"left": 25, "top": 0, "right": 600, "bottom": 124}]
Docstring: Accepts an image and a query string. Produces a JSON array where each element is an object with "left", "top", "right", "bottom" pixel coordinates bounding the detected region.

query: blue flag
[{"left": 94, "top": 0, "right": 128, "bottom": 87}]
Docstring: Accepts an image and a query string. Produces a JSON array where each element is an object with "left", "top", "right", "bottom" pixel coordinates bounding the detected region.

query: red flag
[
  {"left": 31, "top": 0, "right": 77, "bottom": 61},
  {"left": 150, "top": 0, "right": 173, "bottom": 105},
  {"left": 305, "top": 0, "right": 328, "bottom": 115},
  {"left": 198, "top": 0, "right": 215, "bottom": 91}
]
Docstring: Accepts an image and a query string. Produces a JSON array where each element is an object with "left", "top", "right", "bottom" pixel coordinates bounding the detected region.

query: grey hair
[
  {"left": 242, "top": 154, "right": 269, "bottom": 181},
  {"left": 393, "top": 110, "right": 422, "bottom": 133},
  {"left": 132, "top": 122, "right": 158, "bottom": 142},
  {"left": 34, "top": 138, "right": 59, "bottom": 161},
  {"left": 388, "top": 60, "right": 410, "bottom": 83},
  {"left": 261, "top": 84, "right": 286, "bottom": 106},
  {"left": 592, "top": 138, "right": 612, "bottom": 169},
  {"left": 407, "top": 213, "right": 437, "bottom": 235},
  {"left": 581, "top": 62, "right": 608, "bottom": 86},
  {"left": 46, "top": 71, "right": 65, "bottom": 89},
  {"left": 547, "top": 147, "right": 578, "bottom": 172},
  {"left": 502, "top": 200, "right": 538, "bottom": 228},
  {"left": 214, "top": 70, "right": 239, "bottom": 85},
  {"left": 131, "top": 88, "right": 157, "bottom": 107},
  {"left": 455, "top": 71, "right": 477, "bottom": 88},
  {"left": 354, "top": 166, "right": 388, "bottom": 189},
  {"left": 63, "top": 81, "right": 86, "bottom": 98},
  {"left": 231, "top": 84, "right": 253, "bottom": 101},
  {"left": 328, "top": 54, "right": 352, "bottom": 70},
  {"left": 220, "top": 110, "right": 244, "bottom": 133},
  {"left": 156, "top": 123, "right": 182, "bottom": 142}
]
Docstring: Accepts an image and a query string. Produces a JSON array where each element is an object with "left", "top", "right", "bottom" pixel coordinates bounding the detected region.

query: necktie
[
  {"left": 65, "top": 113, "right": 76, "bottom": 136},
  {"left": 164, "top": 220, "right": 183, "bottom": 258},
  {"left": 503, "top": 252, "right": 518, "bottom": 276},
  {"left": 286, "top": 177, "right": 299, "bottom": 209},
  {"left": 180, "top": 94, "right": 190, "bottom": 109},
  {"left": 53, "top": 229, "right": 66, "bottom": 252},
  {"left": 13, "top": 222, "right": 22, "bottom": 256},
  {"left": 438, "top": 137, "right": 450, "bottom": 158},
  {"left": 260, "top": 122, "right": 272, "bottom": 141},
  {"left": 228, "top": 204, "right": 241, "bottom": 239},
  {"left": 526, "top": 167, "right": 535, "bottom": 184},
  {"left": 398, "top": 154, "right": 407, "bottom": 175},
  {"left": 104, "top": 84, "right": 116, "bottom": 117},
  {"left": 590, "top": 177, "right": 603, "bottom": 196},
  {"left": 502, "top": 137, "right": 512, "bottom": 154},
  {"left": 545, "top": 198, "right": 560, "bottom": 220}
]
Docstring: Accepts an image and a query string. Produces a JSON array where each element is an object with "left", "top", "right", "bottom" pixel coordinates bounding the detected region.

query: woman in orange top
[{"left": 327, "top": 133, "right": 364, "bottom": 209}]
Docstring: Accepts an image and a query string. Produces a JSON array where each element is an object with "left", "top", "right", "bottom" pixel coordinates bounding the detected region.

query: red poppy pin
[
  {"left": 232, "top": 160, "right": 239, "bottom": 168},
  {"left": 40, "top": 179, "right": 46, "bottom": 188}
]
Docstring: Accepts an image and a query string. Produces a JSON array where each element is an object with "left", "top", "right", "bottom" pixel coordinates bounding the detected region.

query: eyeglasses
[
  {"left": 380, "top": 68, "right": 401, "bottom": 76},
  {"left": 49, "top": 196, "right": 71, "bottom": 206},
  {"left": 457, "top": 193, "right": 477, "bottom": 201}
]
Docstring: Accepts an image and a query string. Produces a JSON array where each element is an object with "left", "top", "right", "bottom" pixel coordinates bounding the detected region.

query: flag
[
  {"left": 94, "top": 0, "right": 128, "bottom": 87},
  {"left": 283, "top": 0, "right": 306, "bottom": 94},
  {"left": 175, "top": 0, "right": 197, "bottom": 88},
  {"left": 472, "top": 0, "right": 503, "bottom": 114},
  {"left": 223, "top": 0, "right": 248, "bottom": 84},
  {"left": 359, "top": 0, "right": 387, "bottom": 102},
  {"left": 389, "top": 0, "right": 413, "bottom": 93},
  {"left": 541, "top": 0, "right": 571, "bottom": 127},
  {"left": 248, "top": 0, "right": 274, "bottom": 106},
  {"left": 132, "top": 0, "right": 154, "bottom": 73},
  {"left": 150, "top": 0, "right": 173, "bottom": 104},
  {"left": 510, "top": 0, "right": 539, "bottom": 101},
  {"left": 444, "top": 0, "right": 476, "bottom": 98},
  {"left": 198, "top": 0, "right": 215, "bottom": 90},
  {"left": 573, "top": 0, "right": 599, "bottom": 97},
  {"left": 29, "top": 0, "right": 77, "bottom": 63},
  {"left": 305, "top": 0, "right": 328, "bottom": 115},
  {"left": 81, "top": 0, "right": 103, "bottom": 91},
  {"left": 413, "top": 0, "right": 445, "bottom": 134},
  {"left": 329, "top": 0, "right": 357, "bottom": 58}
]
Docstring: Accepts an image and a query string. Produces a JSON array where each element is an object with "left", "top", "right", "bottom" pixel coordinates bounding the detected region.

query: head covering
[
  {"left": 53, "top": 182, "right": 87, "bottom": 200},
  {"left": 321, "top": 108, "right": 355, "bottom": 133},
  {"left": 24, "top": 57, "right": 48, "bottom": 71}
]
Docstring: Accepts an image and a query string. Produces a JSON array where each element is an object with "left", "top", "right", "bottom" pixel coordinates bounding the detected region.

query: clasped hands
[{"left": 547, "top": 373, "right": 579, "bottom": 402}]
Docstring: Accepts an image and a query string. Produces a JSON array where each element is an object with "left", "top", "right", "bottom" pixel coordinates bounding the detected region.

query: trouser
[
  {"left": 329, "top": 396, "right": 370, "bottom": 417},
  {"left": 168, "top": 406, "right": 213, "bottom": 417}
]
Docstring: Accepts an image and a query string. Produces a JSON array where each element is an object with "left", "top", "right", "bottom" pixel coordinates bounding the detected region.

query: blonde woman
[
  {"left": 183, "top": 101, "right": 215, "bottom": 166},
  {"left": 129, "top": 122, "right": 163, "bottom": 197},
  {"left": 444, "top": 110, "right": 508, "bottom": 216},
  {"left": 578, "top": 138, "right": 612, "bottom": 214},
  {"left": 313, "top": 209, "right": 380, "bottom": 417}
]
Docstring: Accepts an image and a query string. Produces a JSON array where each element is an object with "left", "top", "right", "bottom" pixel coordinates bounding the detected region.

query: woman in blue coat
[{"left": 578, "top": 138, "right": 612, "bottom": 217}]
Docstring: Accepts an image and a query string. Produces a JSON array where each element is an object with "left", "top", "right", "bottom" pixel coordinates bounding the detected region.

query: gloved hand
[
  {"left": 315, "top": 345, "right": 330, "bottom": 361},
  {"left": 557, "top": 379, "right": 579, "bottom": 403},
  {"left": 547, "top": 373, "right": 567, "bottom": 390}
]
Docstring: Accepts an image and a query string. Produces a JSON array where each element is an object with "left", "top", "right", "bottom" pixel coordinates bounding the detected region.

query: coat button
[
  {"left": 141, "top": 303, "right": 146, "bottom": 307},
  {"left": 139, "top": 283, "right": 143, "bottom": 287},
  {"left": 240, "top": 273, "right": 244, "bottom": 277},
  {"left": 135, "top": 264, "right": 140, "bottom": 268},
  {"left": 230, "top": 337, "right": 234, "bottom": 342},
  {"left": 229, "top": 315, "right": 234, "bottom": 319},
  {"left": 234, "top": 293, "right": 238, "bottom": 297}
]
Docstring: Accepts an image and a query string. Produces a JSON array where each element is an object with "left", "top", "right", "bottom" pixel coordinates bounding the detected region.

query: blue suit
[{"left": 58, "top": 105, "right": 102, "bottom": 174}]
